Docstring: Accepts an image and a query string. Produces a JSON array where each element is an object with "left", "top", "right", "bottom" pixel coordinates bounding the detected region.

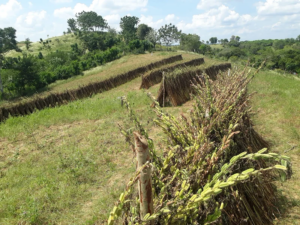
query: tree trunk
[{"left": 133, "top": 132, "right": 154, "bottom": 224}]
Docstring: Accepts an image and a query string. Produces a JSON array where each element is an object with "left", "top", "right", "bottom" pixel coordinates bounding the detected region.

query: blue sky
[{"left": 1, "top": 0, "right": 300, "bottom": 42}]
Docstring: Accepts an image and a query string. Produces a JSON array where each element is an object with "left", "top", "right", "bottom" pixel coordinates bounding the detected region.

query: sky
[{"left": 0, "top": 0, "right": 300, "bottom": 42}]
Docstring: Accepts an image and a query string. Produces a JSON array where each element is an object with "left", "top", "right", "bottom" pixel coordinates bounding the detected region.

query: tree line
[{"left": 1, "top": 10, "right": 300, "bottom": 100}]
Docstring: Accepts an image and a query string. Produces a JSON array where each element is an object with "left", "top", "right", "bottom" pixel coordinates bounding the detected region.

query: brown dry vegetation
[{"left": 155, "top": 63, "right": 231, "bottom": 106}]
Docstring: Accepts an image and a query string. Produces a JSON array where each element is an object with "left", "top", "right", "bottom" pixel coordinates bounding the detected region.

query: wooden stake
[{"left": 133, "top": 132, "right": 154, "bottom": 224}]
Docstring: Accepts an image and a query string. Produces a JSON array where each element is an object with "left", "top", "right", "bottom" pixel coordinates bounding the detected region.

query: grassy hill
[
  {"left": 0, "top": 52, "right": 298, "bottom": 224},
  {"left": 6, "top": 33, "right": 80, "bottom": 58}
]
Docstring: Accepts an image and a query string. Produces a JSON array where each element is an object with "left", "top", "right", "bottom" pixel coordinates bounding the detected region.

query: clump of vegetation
[{"left": 109, "top": 65, "right": 291, "bottom": 224}]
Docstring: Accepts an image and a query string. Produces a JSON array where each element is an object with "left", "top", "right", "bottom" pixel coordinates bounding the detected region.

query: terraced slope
[{"left": 0, "top": 54, "right": 183, "bottom": 122}]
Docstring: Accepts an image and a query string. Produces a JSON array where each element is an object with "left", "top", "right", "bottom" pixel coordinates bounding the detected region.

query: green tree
[
  {"left": 145, "top": 29, "right": 159, "bottom": 48},
  {"left": 209, "top": 37, "right": 218, "bottom": 44},
  {"left": 0, "top": 27, "right": 19, "bottom": 96},
  {"left": 158, "top": 23, "right": 181, "bottom": 46},
  {"left": 67, "top": 18, "right": 77, "bottom": 32},
  {"left": 24, "top": 38, "right": 31, "bottom": 50},
  {"left": 75, "top": 11, "right": 108, "bottom": 31},
  {"left": 180, "top": 33, "right": 201, "bottom": 52},
  {"left": 297, "top": 35, "right": 300, "bottom": 41},
  {"left": 273, "top": 40, "right": 285, "bottom": 50},
  {"left": 136, "top": 24, "right": 151, "bottom": 40},
  {"left": 12, "top": 54, "right": 44, "bottom": 95},
  {"left": 120, "top": 16, "right": 139, "bottom": 44},
  {"left": 199, "top": 44, "right": 211, "bottom": 55},
  {"left": 235, "top": 36, "right": 241, "bottom": 42}
]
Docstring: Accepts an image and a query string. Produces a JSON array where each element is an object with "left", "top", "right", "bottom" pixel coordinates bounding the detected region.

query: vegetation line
[
  {"left": 0, "top": 55, "right": 182, "bottom": 123},
  {"left": 140, "top": 57, "right": 205, "bottom": 89}
]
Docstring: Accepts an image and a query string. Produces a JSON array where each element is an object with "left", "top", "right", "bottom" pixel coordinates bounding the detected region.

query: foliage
[
  {"left": 213, "top": 37, "right": 300, "bottom": 73},
  {"left": 109, "top": 66, "right": 291, "bottom": 224},
  {"left": 24, "top": 38, "right": 32, "bottom": 51},
  {"left": 0, "top": 27, "right": 18, "bottom": 53},
  {"left": 1, "top": 46, "right": 120, "bottom": 98},
  {"left": 0, "top": 27, "right": 20, "bottom": 96},
  {"left": 7, "top": 54, "right": 45, "bottom": 95},
  {"left": 158, "top": 23, "right": 181, "bottom": 46},
  {"left": 198, "top": 44, "right": 212, "bottom": 55},
  {"left": 128, "top": 39, "right": 153, "bottom": 53},
  {"left": 120, "top": 16, "right": 140, "bottom": 44},
  {"left": 145, "top": 29, "right": 159, "bottom": 48},
  {"left": 180, "top": 33, "right": 201, "bottom": 52},
  {"left": 136, "top": 24, "right": 152, "bottom": 40},
  {"left": 75, "top": 11, "right": 108, "bottom": 31},
  {"left": 67, "top": 18, "right": 77, "bottom": 32},
  {"left": 209, "top": 37, "right": 218, "bottom": 44}
]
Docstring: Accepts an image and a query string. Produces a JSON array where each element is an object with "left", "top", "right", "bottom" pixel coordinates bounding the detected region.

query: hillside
[
  {"left": 6, "top": 33, "right": 80, "bottom": 58},
  {"left": 0, "top": 52, "right": 298, "bottom": 224}
]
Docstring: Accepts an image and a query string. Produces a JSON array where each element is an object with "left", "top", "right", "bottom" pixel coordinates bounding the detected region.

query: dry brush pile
[
  {"left": 156, "top": 63, "right": 231, "bottom": 107},
  {"left": 108, "top": 65, "right": 291, "bottom": 225},
  {"left": 0, "top": 55, "right": 183, "bottom": 123},
  {"left": 140, "top": 58, "right": 205, "bottom": 89}
]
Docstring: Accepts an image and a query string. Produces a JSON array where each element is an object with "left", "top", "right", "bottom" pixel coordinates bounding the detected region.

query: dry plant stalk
[{"left": 133, "top": 132, "right": 154, "bottom": 223}]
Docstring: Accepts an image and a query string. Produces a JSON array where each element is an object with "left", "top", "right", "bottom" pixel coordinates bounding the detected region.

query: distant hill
[{"left": 6, "top": 33, "right": 82, "bottom": 58}]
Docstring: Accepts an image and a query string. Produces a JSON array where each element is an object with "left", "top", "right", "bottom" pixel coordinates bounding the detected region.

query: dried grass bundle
[
  {"left": 109, "top": 64, "right": 291, "bottom": 225},
  {"left": 140, "top": 58, "right": 205, "bottom": 89},
  {"left": 156, "top": 63, "right": 231, "bottom": 107}
]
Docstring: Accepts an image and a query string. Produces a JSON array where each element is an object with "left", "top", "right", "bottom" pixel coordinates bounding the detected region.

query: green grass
[
  {"left": 6, "top": 34, "right": 80, "bottom": 58},
  {"left": 0, "top": 78, "right": 158, "bottom": 224},
  {"left": 210, "top": 44, "right": 224, "bottom": 50},
  {"left": 248, "top": 70, "right": 300, "bottom": 224},
  {"left": 0, "top": 59, "right": 187, "bottom": 223}
]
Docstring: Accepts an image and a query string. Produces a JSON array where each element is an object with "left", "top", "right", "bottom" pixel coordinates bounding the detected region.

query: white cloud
[
  {"left": 0, "top": 0, "right": 22, "bottom": 19},
  {"left": 53, "top": 7, "right": 75, "bottom": 19},
  {"left": 256, "top": 0, "right": 300, "bottom": 16},
  {"left": 28, "top": 2, "right": 32, "bottom": 6},
  {"left": 54, "top": 0, "right": 148, "bottom": 20},
  {"left": 51, "top": 0, "right": 72, "bottom": 3},
  {"left": 165, "top": 14, "right": 175, "bottom": 23},
  {"left": 104, "top": 14, "right": 121, "bottom": 24},
  {"left": 185, "top": 5, "right": 253, "bottom": 29},
  {"left": 140, "top": 15, "right": 164, "bottom": 29},
  {"left": 90, "top": 0, "right": 148, "bottom": 13},
  {"left": 104, "top": 14, "right": 121, "bottom": 30},
  {"left": 16, "top": 10, "right": 47, "bottom": 27},
  {"left": 197, "top": 0, "right": 224, "bottom": 9},
  {"left": 271, "top": 22, "right": 282, "bottom": 30}
]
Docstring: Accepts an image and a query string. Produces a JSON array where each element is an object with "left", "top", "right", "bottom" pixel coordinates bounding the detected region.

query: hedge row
[
  {"left": 140, "top": 58, "right": 205, "bottom": 89},
  {"left": 0, "top": 55, "right": 183, "bottom": 123}
]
